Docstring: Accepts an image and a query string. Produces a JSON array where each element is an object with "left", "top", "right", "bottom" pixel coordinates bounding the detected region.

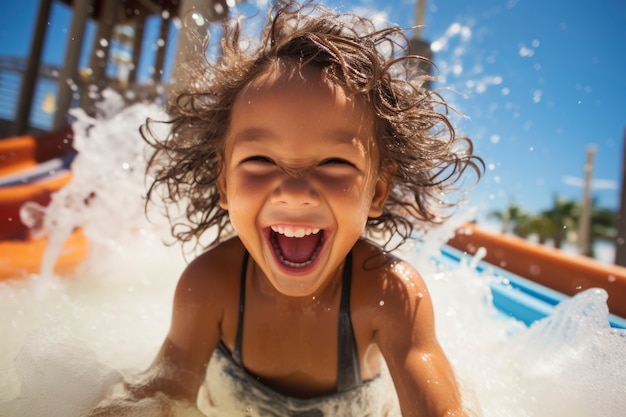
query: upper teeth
[{"left": 271, "top": 225, "right": 321, "bottom": 238}]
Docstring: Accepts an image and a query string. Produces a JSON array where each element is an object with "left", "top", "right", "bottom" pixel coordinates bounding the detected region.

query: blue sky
[{"left": 1, "top": 0, "right": 625, "bottom": 220}]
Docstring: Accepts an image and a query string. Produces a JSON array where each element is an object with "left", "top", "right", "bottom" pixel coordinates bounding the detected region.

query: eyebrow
[
  {"left": 231, "top": 128, "right": 272, "bottom": 144},
  {"left": 231, "top": 127, "right": 368, "bottom": 145}
]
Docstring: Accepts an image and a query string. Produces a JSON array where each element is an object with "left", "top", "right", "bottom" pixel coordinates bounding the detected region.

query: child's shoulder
[
  {"left": 352, "top": 239, "right": 428, "bottom": 304},
  {"left": 352, "top": 240, "right": 435, "bottom": 341},
  {"left": 353, "top": 239, "right": 421, "bottom": 277},
  {"left": 177, "top": 237, "right": 246, "bottom": 293},
  {"left": 191, "top": 237, "right": 246, "bottom": 266}
]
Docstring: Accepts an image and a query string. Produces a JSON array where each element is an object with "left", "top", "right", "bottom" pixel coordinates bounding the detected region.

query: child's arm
[
  {"left": 375, "top": 260, "right": 469, "bottom": 417},
  {"left": 88, "top": 253, "right": 225, "bottom": 416}
]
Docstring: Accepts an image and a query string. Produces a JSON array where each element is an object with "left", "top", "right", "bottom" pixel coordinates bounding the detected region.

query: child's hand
[
  {"left": 86, "top": 393, "right": 207, "bottom": 417},
  {"left": 85, "top": 394, "right": 174, "bottom": 417}
]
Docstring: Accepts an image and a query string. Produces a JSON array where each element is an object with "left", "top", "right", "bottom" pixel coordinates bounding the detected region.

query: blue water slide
[{"left": 437, "top": 245, "right": 626, "bottom": 329}]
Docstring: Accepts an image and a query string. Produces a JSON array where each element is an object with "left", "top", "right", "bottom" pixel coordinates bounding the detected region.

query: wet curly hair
[{"left": 142, "top": 1, "right": 483, "bottom": 252}]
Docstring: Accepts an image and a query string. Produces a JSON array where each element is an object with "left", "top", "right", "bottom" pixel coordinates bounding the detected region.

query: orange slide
[
  {"left": 0, "top": 128, "right": 88, "bottom": 279},
  {"left": 447, "top": 222, "right": 626, "bottom": 319}
]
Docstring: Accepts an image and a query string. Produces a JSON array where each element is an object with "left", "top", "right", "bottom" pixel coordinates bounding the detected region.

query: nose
[{"left": 271, "top": 175, "right": 320, "bottom": 208}]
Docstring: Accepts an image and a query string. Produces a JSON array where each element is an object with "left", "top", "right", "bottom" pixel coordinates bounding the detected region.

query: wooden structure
[{"left": 6, "top": 0, "right": 234, "bottom": 138}]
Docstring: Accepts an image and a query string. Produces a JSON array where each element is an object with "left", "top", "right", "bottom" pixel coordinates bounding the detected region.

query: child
[{"left": 89, "top": 1, "right": 482, "bottom": 416}]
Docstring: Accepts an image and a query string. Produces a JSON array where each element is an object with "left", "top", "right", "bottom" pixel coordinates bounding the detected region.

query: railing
[
  {"left": 0, "top": 55, "right": 61, "bottom": 136},
  {"left": 0, "top": 55, "right": 171, "bottom": 139}
]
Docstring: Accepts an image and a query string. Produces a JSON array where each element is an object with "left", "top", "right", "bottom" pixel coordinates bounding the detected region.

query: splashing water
[
  {"left": 19, "top": 89, "right": 170, "bottom": 278},
  {"left": 1, "top": 93, "right": 625, "bottom": 417}
]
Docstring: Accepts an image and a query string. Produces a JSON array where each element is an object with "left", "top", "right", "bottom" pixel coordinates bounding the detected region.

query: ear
[
  {"left": 218, "top": 170, "right": 228, "bottom": 210},
  {"left": 368, "top": 166, "right": 394, "bottom": 218}
]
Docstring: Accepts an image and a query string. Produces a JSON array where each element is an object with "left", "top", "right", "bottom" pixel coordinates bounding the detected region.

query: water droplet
[{"left": 191, "top": 13, "right": 205, "bottom": 26}]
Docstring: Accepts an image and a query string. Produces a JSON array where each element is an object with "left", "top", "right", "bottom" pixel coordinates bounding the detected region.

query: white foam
[{"left": 1, "top": 96, "right": 625, "bottom": 417}]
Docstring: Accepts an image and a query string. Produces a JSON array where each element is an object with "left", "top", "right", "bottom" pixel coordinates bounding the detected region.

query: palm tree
[
  {"left": 496, "top": 195, "right": 616, "bottom": 258},
  {"left": 537, "top": 195, "right": 579, "bottom": 249},
  {"left": 487, "top": 202, "right": 528, "bottom": 234},
  {"left": 513, "top": 215, "right": 553, "bottom": 244}
]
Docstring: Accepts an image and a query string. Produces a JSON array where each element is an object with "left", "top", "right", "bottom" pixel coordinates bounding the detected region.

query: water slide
[
  {"left": 0, "top": 128, "right": 87, "bottom": 278},
  {"left": 1, "top": 128, "right": 626, "bottom": 329}
]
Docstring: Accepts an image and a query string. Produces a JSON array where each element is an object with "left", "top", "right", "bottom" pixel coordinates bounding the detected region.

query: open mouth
[{"left": 269, "top": 225, "right": 325, "bottom": 269}]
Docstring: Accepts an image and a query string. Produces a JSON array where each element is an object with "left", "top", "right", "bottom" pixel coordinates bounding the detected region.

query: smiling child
[{"left": 88, "top": 1, "right": 483, "bottom": 416}]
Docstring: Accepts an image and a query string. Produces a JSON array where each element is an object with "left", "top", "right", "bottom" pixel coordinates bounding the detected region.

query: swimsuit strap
[
  {"left": 232, "top": 250, "right": 249, "bottom": 365},
  {"left": 336, "top": 250, "right": 362, "bottom": 392},
  {"left": 232, "top": 250, "right": 362, "bottom": 391}
]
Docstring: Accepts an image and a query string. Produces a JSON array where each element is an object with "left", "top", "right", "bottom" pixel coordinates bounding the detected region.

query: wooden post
[
  {"left": 128, "top": 16, "right": 146, "bottom": 84},
  {"left": 52, "top": 0, "right": 92, "bottom": 130},
  {"left": 87, "top": 0, "right": 121, "bottom": 96},
  {"left": 578, "top": 146, "right": 595, "bottom": 256},
  {"left": 408, "top": 0, "right": 433, "bottom": 88},
  {"left": 12, "top": 0, "right": 53, "bottom": 135},
  {"left": 615, "top": 129, "right": 626, "bottom": 266},
  {"left": 171, "top": 0, "right": 228, "bottom": 92},
  {"left": 413, "top": 0, "right": 426, "bottom": 39},
  {"left": 154, "top": 13, "right": 172, "bottom": 84}
]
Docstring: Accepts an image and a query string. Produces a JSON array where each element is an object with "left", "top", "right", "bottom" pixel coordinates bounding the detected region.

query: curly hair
[{"left": 142, "top": 1, "right": 483, "bottom": 252}]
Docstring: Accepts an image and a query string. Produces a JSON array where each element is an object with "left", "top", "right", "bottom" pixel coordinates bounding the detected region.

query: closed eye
[
  {"left": 240, "top": 155, "right": 275, "bottom": 165},
  {"left": 320, "top": 158, "right": 355, "bottom": 167}
]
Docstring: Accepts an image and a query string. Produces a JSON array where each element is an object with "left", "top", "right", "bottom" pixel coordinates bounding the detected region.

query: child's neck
[{"left": 251, "top": 262, "right": 345, "bottom": 310}]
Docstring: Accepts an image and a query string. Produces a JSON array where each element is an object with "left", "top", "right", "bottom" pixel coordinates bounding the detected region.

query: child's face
[{"left": 218, "top": 64, "right": 391, "bottom": 297}]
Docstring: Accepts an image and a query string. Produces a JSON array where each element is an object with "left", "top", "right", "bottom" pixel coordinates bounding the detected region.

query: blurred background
[{"left": 1, "top": 0, "right": 625, "bottom": 263}]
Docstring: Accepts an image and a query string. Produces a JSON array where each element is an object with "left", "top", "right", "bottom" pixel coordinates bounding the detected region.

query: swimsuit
[{"left": 198, "top": 251, "right": 400, "bottom": 416}]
